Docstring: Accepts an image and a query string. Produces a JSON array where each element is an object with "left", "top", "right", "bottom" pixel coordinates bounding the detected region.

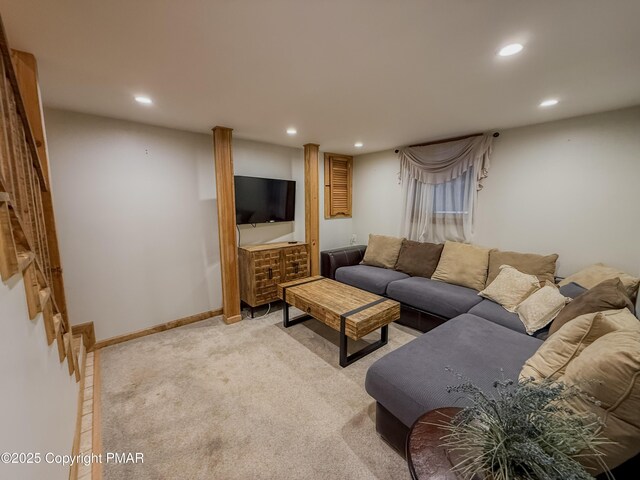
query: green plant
[{"left": 438, "top": 374, "right": 611, "bottom": 480}]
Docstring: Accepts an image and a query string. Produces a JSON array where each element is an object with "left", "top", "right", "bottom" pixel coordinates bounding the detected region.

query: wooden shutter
[{"left": 324, "top": 153, "right": 352, "bottom": 218}]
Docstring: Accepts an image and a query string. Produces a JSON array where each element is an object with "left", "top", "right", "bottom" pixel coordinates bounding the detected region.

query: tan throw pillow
[
  {"left": 486, "top": 250, "right": 558, "bottom": 287},
  {"left": 431, "top": 241, "right": 490, "bottom": 291},
  {"left": 559, "top": 263, "right": 640, "bottom": 301},
  {"left": 519, "top": 311, "right": 620, "bottom": 381},
  {"left": 549, "top": 278, "right": 636, "bottom": 336},
  {"left": 360, "top": 234, "right": 403, "bottom": 269},
  {"left": 559, "top": 330, "right": 640, "bottom": 472},
  {"left": 515, "top": 285, "right": 570, "bottom": 335},
  {"left": 394, "top": 239, "right": 444, "bottom": 278},
  {"left": 604, "top": 307, "right": 640, "bottom": 331},
  {"left": 478, "top": 265, "right": 540, "bottom": 312}
]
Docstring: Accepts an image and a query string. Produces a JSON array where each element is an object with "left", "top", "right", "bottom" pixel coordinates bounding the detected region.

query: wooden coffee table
[{"left": 277, "top": 276, "right": 400, "bottom": 367}]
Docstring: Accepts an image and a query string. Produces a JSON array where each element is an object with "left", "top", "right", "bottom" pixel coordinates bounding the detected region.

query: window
[
  {"left": 403, "top": 168, "right": 476, "bottom": 242},
  {"left": 433, "top": 168, "right": 473, "bottom": 215},
  {"left": 399, "top": 134, "right": 492, "bottom": 243},
  {"left": 324, "top": 153, "right": 352, "bottom": 218}
]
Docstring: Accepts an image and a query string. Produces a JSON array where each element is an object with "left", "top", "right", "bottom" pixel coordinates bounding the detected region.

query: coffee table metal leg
[
  {"left": 339, "top": 317, "right": 389, "bottom": 368},
  {"left": 282, "top": 292, "right": 312, "bottom": 328}
]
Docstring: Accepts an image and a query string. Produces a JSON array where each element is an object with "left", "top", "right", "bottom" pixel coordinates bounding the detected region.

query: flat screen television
[{"left": 234, "top": 175, "right": 296, "bottom": 225}]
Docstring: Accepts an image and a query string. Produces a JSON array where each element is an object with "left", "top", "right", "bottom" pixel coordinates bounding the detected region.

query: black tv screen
[{"left": 234, "top": 176, "right": 296, "bottom": 225}]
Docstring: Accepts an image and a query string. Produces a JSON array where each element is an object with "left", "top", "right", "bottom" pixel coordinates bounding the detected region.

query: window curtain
[{"left": 399, "top": 134, "right": 493, "bottom": 243}]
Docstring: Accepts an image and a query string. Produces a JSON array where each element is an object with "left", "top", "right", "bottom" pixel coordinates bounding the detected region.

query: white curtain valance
[{"left": 399, "top": 134, "right": 493, "bottom": 188}]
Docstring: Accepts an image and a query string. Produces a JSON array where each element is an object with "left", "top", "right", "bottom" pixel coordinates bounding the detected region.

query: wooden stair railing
[{"left": 0, "top": 15, "right": 77, "bottom": 379}]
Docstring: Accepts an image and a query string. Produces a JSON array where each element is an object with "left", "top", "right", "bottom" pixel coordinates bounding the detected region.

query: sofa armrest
[{"left": 320, "top": 245, "right": 367, "bottom": 280}]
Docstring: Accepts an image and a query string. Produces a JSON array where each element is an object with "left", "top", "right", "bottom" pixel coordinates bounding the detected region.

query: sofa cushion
[
  {"left": 479, "top": 265, "right": 540, "bottom": 312},
  {"left": 559, "top": 263, "right": 640, "bottom": 301},
  {"left": 334, "top": 265, "right": 408, "bottom": 295},
  {"left": 486, "top": 249, "right": 558, "bottom": 286},
  {"left": 386, "top": 276, "right": 482, "bottom": 319},
  {"left": 549, "top": 278, "right": 636, "bottom": 336},
  {"left": 431, "top": 241, "right": 490, "bottom": 291},
  {"left": 394, "top": 239, "right": 443, "bottom": 278},
  {"left": 558, "top": 282, "right": 588, "bottom": 299},
  {"left": 365, "top": 314, "right": 543, "bottom": 427},
  {"left": 468, "top": 300, "right": 527, "bottom": 334},
  {"left": 360, "top": 234, "right": 404, "bottom": 269}
]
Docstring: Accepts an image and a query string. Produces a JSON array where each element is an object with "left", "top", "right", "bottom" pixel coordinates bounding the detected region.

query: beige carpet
[{"left": 100, "top": 308, "right": 419, "bottom": 479}]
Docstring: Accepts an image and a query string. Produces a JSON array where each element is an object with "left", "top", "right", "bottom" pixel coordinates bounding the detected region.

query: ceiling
[{"left": 1, "top": 0, "right": 639, "bottom": 154}]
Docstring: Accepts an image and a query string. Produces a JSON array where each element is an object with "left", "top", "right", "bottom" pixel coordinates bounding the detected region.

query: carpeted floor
[{"left": 100, "top": 307, "right": 419, "bottom": 479}]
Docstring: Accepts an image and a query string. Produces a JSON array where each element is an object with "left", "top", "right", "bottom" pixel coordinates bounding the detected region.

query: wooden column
[
  {"left": 11, "top": 49, "right": 70, "bottom": 330},
  {"left": 213, "top": 126, "right": 241, "bottom": 324},
  {"left": 304, "top": 144, "right": 320, "bottom": 276}
]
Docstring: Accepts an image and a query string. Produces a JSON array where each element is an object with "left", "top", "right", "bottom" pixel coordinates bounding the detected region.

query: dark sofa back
[{"left": 320, "top": 245, "right": 367, "bottom": 279}]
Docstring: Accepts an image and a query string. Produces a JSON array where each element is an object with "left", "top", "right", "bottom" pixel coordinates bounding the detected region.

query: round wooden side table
[{"left": 406, "top": 407, "right": 462, "bottom": 480}]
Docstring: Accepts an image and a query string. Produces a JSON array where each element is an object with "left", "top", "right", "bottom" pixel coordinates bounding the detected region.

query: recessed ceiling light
[
  {"left": 286, "top": 128, "right": 297, "bottom": 135},
  {"left": 539, "top": 99, "right": 559, "bottom": 107},
  {"left": 134, "top": 95, "right": 152, "bottom": 105},
  {"left": 354, "top": 142, "right": 363, "bottom": 148},
  {"left": 498, "top": 43, "right": 524, "bottom": 57}
]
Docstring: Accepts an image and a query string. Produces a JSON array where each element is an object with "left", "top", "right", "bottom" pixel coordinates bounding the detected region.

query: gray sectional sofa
[
  {"left": 319, "top": 245, "right": 637, "bottom": 479},
  {"left": 321, "top": 244, "right": 580, "bottom": 338}
]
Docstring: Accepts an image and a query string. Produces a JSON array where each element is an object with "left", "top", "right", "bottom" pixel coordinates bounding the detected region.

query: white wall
[
  {"left": 352, "top": 150, "right": 403, "bottom": 243},
  {"left": 352, "top": 106, "right": 640, "bottom": 277},
  {"left": 47, "top": 106, "right": 639, "bottom": 342},
  {"left": 44, "top": 109, "right": 312, "bottom": 340},
  {"left": 235, "top": 143, "right": 355, "bottom": 251},
  {"left": 0, "top": 276, "right": 77, "bottom": 480},
  {"left": 235, "top": 142, "right": 356, "bottom": 252},
  {"left": 233, "top": 139, "right": 305, "bottom": 245},
  {"left": 45, "top": 109, "right": 222, "bottom": 340},
  {"left": 474, "top": 106, "right": 640, "bottom": 277}
]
